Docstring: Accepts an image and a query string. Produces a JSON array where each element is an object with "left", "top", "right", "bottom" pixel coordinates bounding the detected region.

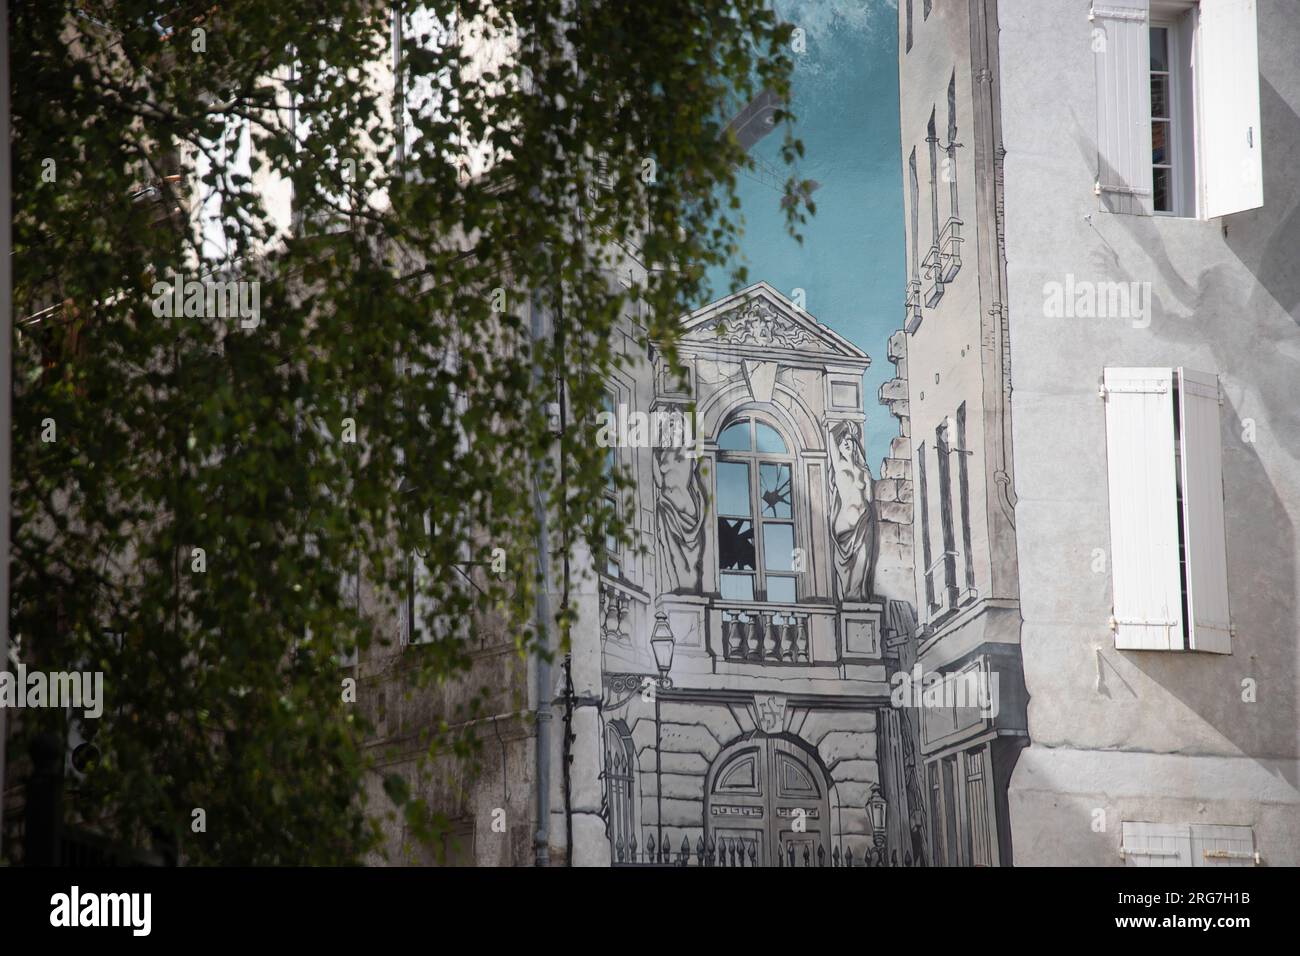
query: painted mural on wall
[
  {"left": 592, "top": 280, "right": 926, "bottom": 867},
  {"left": 827, "top": 419, "right": 878, "bottom": 603},
  {"left": 654, "top": 410, "right": 707, "bottom": 595},
  {"left": 584, "top": 0, "right": 1022, "bottom": 868}
]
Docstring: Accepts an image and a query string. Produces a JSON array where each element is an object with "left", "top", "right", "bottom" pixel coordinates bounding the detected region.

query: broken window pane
[
  {"left": 759, "top": 463, "right": 792, "bottom": 518},
  {"left": 718, "top": 517, "right": 756, "bottom": 571}
]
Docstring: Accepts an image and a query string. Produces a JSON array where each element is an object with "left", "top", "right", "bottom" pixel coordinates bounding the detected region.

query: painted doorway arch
[{"left": 704, "top": 734, "right": 832, "bottom": 866}]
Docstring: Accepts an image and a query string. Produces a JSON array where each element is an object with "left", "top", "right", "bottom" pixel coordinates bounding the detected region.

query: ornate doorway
[{"left": 705, "top": 735, "right": 832, "bottom": 866}]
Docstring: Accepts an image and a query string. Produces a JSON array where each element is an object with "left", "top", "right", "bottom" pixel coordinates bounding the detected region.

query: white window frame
[
  {"left": 715, "top": 415, "right": 799, "bottom": 605},
  {"left": 1149, "top": 20, "right": 1183, "bottom": 215}
]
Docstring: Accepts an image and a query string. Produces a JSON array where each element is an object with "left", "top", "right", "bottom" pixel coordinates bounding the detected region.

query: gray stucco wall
[{"left": 999, "top": 0, "right": 1300, "bottom": 865}]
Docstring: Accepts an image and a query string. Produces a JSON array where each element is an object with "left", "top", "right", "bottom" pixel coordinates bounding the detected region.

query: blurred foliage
[{"left": 8, "top": 0, "right": 805, "bottom": 863}]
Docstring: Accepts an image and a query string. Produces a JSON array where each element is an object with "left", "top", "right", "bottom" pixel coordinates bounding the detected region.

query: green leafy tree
[{"left": 8, "top": 0, "right": 807, "bottom": 864}]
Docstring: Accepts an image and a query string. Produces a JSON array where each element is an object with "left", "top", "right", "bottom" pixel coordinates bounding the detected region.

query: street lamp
[
  {"left": 867, "top": 784, "right": 888, "bottom": 866},
  {"left": 650, "top": 611, "right": 676, "bottom": 688}
]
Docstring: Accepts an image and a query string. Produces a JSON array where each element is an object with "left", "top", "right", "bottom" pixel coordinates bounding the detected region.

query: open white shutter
[
  {"left": 1103, "top": 368, "right": 1184, "bottom": 649},
  {"left": 1178, "top": 369, "right": 1232, "bottom": 653},
  {"left": 1092, "top": 1, "right": 1153, "bottom": 215},
  {"left": 1195, "top": 0, "right": 1263, "bottom": 218}
]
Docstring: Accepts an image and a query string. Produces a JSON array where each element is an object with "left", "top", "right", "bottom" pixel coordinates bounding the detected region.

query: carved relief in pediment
[{"left": 688, "top": 299, "right": 824, "bottom": 352}]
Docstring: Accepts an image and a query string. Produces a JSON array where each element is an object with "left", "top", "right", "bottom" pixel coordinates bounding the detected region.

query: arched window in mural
[{"left": 715, "top": 415, "right": 797, "bottom": 603}]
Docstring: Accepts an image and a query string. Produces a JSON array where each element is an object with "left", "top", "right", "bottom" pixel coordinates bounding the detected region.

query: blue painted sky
[{"left": 704, "top": 0, "right": 903, "bottom": 466}]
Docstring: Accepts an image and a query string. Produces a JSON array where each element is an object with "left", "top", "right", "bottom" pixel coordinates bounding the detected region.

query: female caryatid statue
[
  {"left": 826, "top": 420, "right": 878, "bottom": 602},
  {"left": 655, "top": 407, "right": 706, "bottom": 593}
]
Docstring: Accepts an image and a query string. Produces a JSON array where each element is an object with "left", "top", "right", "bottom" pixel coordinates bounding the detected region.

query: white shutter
[
  {"left": 1123, "top": 822, "right": 1258, "bottom": 866},
  {"left": 1191, "top": 823, "right": 1258, "bottom": 866},
  {"left": 1103, "top": 368, "right": 1183, "bottom": 650},
  {"left": 406, "top": 550, "right": 434, "bottom": 645},
  {"left": 1121, "top": 822, "right": 1192, "bottom": 866},
  {"left": 1178, "top": 369, "right": 1232, "bottom": 653},
  {"left": 1195, "top": 0, "right": 1263, "bottom": 218},
  {"left": 1092, "top": 1, "right": 1153, "bottom": 216}
]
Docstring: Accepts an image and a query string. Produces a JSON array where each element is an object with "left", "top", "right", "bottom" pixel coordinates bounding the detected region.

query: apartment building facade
[{"left": 899, "top": 0, "right": 1300, "bottom": 866}]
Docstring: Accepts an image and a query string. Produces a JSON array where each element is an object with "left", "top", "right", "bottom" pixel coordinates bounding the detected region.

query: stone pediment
[{"left": 677, "top": 282, "right": 870, "bottom": 366}]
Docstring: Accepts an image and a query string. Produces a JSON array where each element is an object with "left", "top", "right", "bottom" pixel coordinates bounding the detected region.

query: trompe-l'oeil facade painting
[
  {"left": 580, "top": 0, "right": 1029, "bottom": 868},
  {"left": 594, "top": 278, "right": 922, "bottom": 867}
]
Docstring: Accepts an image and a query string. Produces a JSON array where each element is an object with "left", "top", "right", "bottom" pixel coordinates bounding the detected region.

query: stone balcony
[{"left": 719, "top": 608, "right": 812, "bottom": 665}]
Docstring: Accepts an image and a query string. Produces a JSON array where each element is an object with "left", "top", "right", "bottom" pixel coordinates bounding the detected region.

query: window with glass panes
[
  {"left": 1150, "top": 25, "right": 1175, "bottom": 213},
  {"left": 715, "top": 416, "right": 797, "bottom": 603}
]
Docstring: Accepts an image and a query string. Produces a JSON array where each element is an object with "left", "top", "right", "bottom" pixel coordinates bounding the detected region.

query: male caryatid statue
[{"left": 827, "top": 420, "right": 878, "bottom": 602}]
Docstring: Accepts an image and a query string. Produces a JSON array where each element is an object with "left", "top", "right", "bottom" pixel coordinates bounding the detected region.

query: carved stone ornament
[{"left": 693, "top": 299, "right": 821, "bottom": 351}]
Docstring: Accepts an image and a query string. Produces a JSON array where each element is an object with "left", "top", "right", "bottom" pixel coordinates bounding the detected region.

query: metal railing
[{"left": 613, "top": 832, "right": 916, "bottom": 867}]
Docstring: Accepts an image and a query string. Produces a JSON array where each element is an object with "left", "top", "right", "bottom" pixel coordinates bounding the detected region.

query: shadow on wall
[
  {"left": 1126, "top": 395, "right": 1297, "bottom": 792},
  {"left": 1131, "top": 63, "right": 1300, "bottom": 781},
  {"left": 1226, "top": 78, "right": 1300, "bottom": 325},
  {"left": 1069, "top": 22, "right": 1300, "bottom": 787}
]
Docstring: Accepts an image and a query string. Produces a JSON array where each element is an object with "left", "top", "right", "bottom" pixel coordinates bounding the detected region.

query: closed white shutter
[
  {"left": 1092, "top": 1, "right": 1153, "bottom": 216},
  {"left": 1103, "top": 368, "right": 1184, "bottom": 650},
  {"left": 1121, "top": 822, "right": 1192, "bottom": 866},
  {"left": 1195, "top": 0, "right": 1264, "bottom": 218},
  {"left": 1191, "top": 824, "right": 1258, "bottom": 866},
  {"left": 1123, "top": 822, "right": 1258, "bottom": 865},
  {"left": 197, "top": 117, "right": 254, "bottom": 261},
  {"left": 1178, "top": 369, "right": 1232, "bottom": 653},
  {"left": 338, "top": 565, "right": 360, "bottom": 666},
  {"left": 406, "top": 550, "right": 433, "bottom": 645}
]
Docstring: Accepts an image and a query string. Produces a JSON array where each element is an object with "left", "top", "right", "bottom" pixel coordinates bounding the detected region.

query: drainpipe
[
  {"left": 971, "top": 0, "right": 1017, "bottom": 533},
  {"left": 530, "top": 288, "right": 554, "bottom": 867}
]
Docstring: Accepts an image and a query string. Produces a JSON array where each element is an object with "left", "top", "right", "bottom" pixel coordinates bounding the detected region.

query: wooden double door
[{"left": 705, "top": 735, "right": 831, "bottom": 866}]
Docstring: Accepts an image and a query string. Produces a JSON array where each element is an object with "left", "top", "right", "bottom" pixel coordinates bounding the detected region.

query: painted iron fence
[{"left": 612, "top": 832, "right": 918, "bottom": 867}]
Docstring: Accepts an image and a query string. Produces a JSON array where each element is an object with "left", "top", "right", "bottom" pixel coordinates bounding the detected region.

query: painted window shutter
[
  {"left": 1196, "top": 0, "right": 1264, "bottom": 218},
  {"left": 1092, "top": 0, "right": 1153, "bottom": 215},
  {"left": 1177, "top": 369, "right": 1232, "bottom": 653},
  {"left": 1103, "top": 368, "right": 1183, "bottom": 649}
]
